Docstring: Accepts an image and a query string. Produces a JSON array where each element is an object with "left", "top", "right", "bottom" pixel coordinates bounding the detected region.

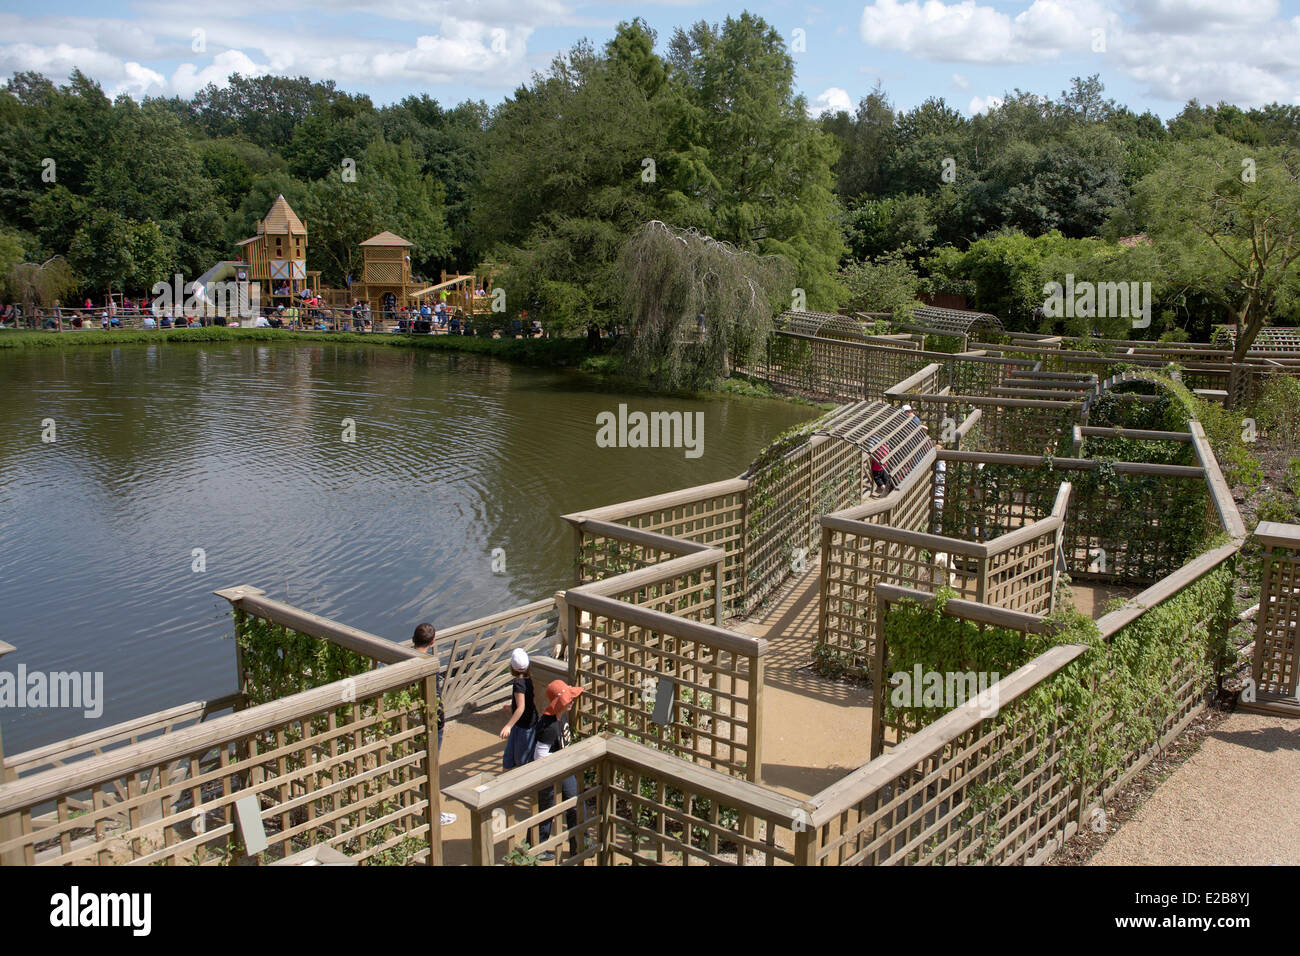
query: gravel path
[{"left": 1090, "top": 711, "right": 1300, "bottom": 866}]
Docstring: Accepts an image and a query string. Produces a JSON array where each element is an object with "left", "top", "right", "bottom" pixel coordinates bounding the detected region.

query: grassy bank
[
  {"left": 0, "top": 326, "right": 834, "bottom": 410},
  {"left": 0, "top": 326, "right": 596, "bottom": 367}
]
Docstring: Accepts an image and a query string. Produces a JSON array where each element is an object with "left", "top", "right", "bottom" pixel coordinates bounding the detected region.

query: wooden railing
[
  {"left": 3, "top": 694, "right": 243, "bottom": 780},
  {"left": 0, "top": 657, "right": 442, "bottom": 866},
  {"left": 559, "top": 590, "right": 766, "bottom": 781},
  {"left": 564, "top": 478, "right": 749, "bottom": 613},
  {"left": 819, "top": 472, "right": 1068, "bottom": 669},
  {"left": 567, "top": 518, "right": 725, "bottom": 624},
  {"left": 445, "top": 735, "right": 810, "bottom": 866},
  {"left": 216, "top": 584, "right": 558, "bottom": 719}
]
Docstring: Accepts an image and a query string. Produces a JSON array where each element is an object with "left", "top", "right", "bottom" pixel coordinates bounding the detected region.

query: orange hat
[{"left": 543, "top": 680, "right": 585, "bottom": 716}]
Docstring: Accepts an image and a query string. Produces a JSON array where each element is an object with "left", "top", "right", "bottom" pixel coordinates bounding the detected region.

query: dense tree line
[{"left": 1, "top": 12, "right": 1297, "bottom": 345}]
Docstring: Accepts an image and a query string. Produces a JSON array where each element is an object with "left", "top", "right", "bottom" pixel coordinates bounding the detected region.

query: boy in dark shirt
[
  {"left": 534, "top": 680, "right": 584, "bottom": 861},
  {"left": 499, "top": 648, "right": 538, "bottom": 770}
]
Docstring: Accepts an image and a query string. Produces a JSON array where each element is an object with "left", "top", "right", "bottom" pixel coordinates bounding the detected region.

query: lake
[{"left": 0, "top": 341, "right": 815, "bottom": 753}]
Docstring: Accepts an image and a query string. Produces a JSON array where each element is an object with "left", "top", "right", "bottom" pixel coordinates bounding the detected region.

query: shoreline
[
  {"left": 0, "top": 326, "right": 592, "bottom": 364},
  {"left": 0, "top": 326, "right": 832, "bottom": 408}
]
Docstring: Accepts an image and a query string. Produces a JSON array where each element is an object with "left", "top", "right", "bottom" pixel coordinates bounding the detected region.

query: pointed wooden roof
[
  {"left": 359, "top": 231, "right": 413, "bottom": 247},
  {"left": 261, "top": 195, "right": 307, "bottom": 236}
]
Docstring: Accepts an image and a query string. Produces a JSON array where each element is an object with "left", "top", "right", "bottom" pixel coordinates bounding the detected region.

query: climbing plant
[{"left": 880, "top": 556, "right": 1235, "bottom": 862}]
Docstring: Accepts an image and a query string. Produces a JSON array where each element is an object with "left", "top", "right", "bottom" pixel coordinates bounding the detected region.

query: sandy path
[{"left": 1090, "top": 711, "right": 1300, "bottom": 866}]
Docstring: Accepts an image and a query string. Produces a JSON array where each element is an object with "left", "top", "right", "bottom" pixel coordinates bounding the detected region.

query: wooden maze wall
[
  {"left": 563, "top": 591, "right": 764, "bottom": 781},
  {"left": 0, "top": 659, "right": 442, "bottom": 866},
  {"left": 935, "top": 455, "right": 1212, "bottom": 584},
  {"left": 1252, "top": 528, "right": 1300, "bottom": 699}
]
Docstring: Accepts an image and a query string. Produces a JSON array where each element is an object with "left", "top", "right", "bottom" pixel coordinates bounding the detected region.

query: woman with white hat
[{"left": 499, "top": 648, "right": 539, "bottom": 770}]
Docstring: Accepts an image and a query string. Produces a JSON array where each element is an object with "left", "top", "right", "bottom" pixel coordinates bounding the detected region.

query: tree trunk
[{"left": 1231, "top": 300, "right": 1262, "bottom": 363}]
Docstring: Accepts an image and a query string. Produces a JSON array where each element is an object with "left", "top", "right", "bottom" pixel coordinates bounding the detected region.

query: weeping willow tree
[
  {"left": 621, "top": 220, "right": 793, "bottom": 389},
  {"left": 8, "top": 256, "right": 77, "bottom": 324}
]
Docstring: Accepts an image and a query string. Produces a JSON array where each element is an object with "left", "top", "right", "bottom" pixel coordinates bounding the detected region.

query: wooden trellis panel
[
  {"left": 564, "top": 591, "right": 765, "bottom": 781},
  {"left": 566, "top": 480, "right": 748, "bottom": 613},
  {"left": 0, "top": 659, "right": 441, "bottom": 866},
  {"left": 1252, "top": 523, "right": 1300, "bottom": 698},
  {"left": 936, "top": 455, "right": 1209, "bottom": 584}
]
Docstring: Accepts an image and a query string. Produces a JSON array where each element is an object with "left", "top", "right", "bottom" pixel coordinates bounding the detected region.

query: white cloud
[
  {"left": 1123, "top": 0, "right": 1279, "bottom": 31},
  {"left": 860, "top": 0, "right": 1115, "bottom": 64},
  {"left": 952, "top": 72, "right": 969, "bottom": 88},
  {"left": 809, "top": 86, "right": 854, "bottom": 116},
  {"left": 0, "top": 7, "right": 543, "bottom": 100},
  {"left": 860, "top": 0, "right": 1300, "bottom": 107},
  {"left": 968, "top": 93, "right": 1004, "bottom": 113},
  {"left": 171, "top": 50, "right": 266, "bottom": 98}
]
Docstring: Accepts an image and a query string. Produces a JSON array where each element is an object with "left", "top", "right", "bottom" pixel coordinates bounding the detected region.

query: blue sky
[{"left": 2, "top": 0, "right": 1298, "bottom": 120}]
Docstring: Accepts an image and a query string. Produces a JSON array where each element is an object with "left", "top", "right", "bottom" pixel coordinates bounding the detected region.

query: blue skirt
[{"left": 503, "top": 722, "right": 538, "bottom": 771}]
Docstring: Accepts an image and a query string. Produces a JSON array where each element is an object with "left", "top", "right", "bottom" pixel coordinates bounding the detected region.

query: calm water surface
[{"left": 0, "top": 342, "right": 814, "bottom": 752}]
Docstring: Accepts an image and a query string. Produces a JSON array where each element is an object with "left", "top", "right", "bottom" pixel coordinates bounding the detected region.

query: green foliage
[
  {"left": 233, "top": 610, "right": 375, "bottom": 704},
  {"left": 620, "top": 220, "right": 792, "bottom": 389},
  {"left": 503, "top": 842, "right": 539, "bottom": 866},
  {"left": 1256, "top": 490, "right": 1297, "bottom": 525},
  {"left": 839, "top": 252, "right": 921, "bottom": 319},
  {"left": 1286, "top": 458, "right": 1300, "bottom": 499},
  {"left": 1253, "top": 375, "right": 1300, "bottom": 447},
  {"left": 881, "top": 560, "right": 1235, "bottom": 861},
  {"left": 304, "top": 138, "right": 451, "bottom": 285},
  {"left": 882, "top": 590, "right": 1099, "bottom": 736},
  {"left": 1131, "top": 137, "right": 1300, "bottom": 352},
  {"left": 1148, "top": 368, "right": 1267, "bottom": 493},
  {"left": 1083, "top": 387, "right": 1196, "bottom": 465}
]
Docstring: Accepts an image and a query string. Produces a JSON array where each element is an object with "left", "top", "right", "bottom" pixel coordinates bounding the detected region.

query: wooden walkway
[{"left": 731, "top": 565, "right": 874, "bottom": 798}]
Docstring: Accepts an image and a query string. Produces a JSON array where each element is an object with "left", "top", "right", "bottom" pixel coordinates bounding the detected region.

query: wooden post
[
  {"left": 869, "top": 599, "right": 889, "bottom": 760},
  {"left": 469, "top": 808, "right": 490, "bottom": 866},
  {"left": 747, "top": 657, "right": 764, "bottom": 786},
  {"left": 0, "top": 721, "right": 20, "bottom": 867},
  {"left": 572, "top": 523, "right": 585, "bottom": 587},
  {"left": 818, "top": 523, "right": 831, "bottom": 652},
  {"left": 1074, "top": 664, "right": 1101, "bottom": 834},
  {"left": 597, "top": 754, "right": 614, "bottom": 866},
  {"left": 738, "top": 482, "right": 751, "bottom": 616},
  {"left": 713, "top": 558, "right": 725, "bottom": 626},
  {"left": 422, "top": 674, "right": 443, "bottom": 866}
]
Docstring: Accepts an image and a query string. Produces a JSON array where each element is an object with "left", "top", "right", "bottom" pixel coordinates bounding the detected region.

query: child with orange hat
[{"left": 533, "top": 680, "right": 585, "bottom": 861}]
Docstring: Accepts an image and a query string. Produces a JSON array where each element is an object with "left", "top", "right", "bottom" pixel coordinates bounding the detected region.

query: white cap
[
  {"left": 902, "top": 404, "right": 912, "bottom": 411},
  {"left": 510, "top": 648, "right": 530, "bottom": 671}
]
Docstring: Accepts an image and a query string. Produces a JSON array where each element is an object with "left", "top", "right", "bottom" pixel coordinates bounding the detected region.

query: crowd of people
[{"left": 1, "top": 292, "right": 544, "bottom": 338}]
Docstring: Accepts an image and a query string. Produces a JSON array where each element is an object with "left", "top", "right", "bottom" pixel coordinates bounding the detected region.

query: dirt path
[
  {"left": 1090, "top": 711, "right": 1300, "bottom": 866},
  {"left": 732, "top": 565, "right": 874, "bottom": 797}
]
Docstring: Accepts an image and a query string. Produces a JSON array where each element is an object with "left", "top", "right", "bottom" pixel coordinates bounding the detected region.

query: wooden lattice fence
[{"left": 0, "top": 658, "right": 442, "bottom": 866}]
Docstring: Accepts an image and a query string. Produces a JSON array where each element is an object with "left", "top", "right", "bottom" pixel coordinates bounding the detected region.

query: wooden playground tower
[
  {"left": 235, "top": 195, "right": 321, "bottom": 307},
  {"left": 230, "top": 196, "right": 497, "bottom": 321},
  {"left": 349, "top": 232, "right": 495, "bottom": 316}
]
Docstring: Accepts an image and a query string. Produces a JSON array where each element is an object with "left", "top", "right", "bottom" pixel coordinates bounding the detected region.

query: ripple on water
[{"left": 0, "top": 343, "right": 816, "bottom": 751}]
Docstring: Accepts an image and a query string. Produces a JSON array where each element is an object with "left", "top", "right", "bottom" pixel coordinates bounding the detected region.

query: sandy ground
[{"left": 1089, "top": 710, "right": 1300, "bottom": 866}]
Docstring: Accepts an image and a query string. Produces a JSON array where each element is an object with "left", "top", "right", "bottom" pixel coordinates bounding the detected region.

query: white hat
[
  {"left": 510, "top": 648, "right": 530, "bottom": 671},
  {"left": 902, "top": 404, "right": 912, "bottom": 412}
]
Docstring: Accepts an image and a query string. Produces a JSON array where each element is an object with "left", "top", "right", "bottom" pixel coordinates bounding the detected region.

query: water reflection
[{"left": 0, "top": 342, "right": 815, "bottom": 751}]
